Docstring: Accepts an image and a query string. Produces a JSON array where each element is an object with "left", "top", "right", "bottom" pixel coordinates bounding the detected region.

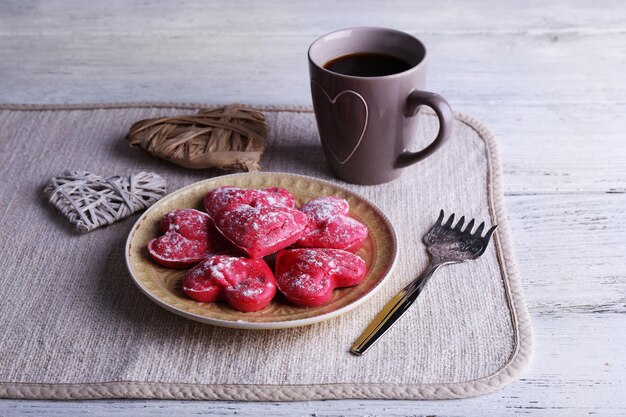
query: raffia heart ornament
[
  {"left": 127, "top": 104, "right": 268, "bottom": 172},
  {"left": 44, "top": 170, "right": 167, "bottom": 232}
]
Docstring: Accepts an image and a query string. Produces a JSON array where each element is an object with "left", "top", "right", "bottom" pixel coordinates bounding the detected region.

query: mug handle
[{"left": 395, "top": 90, "right": 453, "bottom": 168}]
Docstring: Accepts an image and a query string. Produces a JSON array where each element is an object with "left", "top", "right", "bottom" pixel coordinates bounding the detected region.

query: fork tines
[{"left": 437, "top": 209, "right": 498, "bottom": 239}]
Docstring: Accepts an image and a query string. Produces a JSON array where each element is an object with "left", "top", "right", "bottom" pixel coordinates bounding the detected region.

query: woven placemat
[{"left": 0, "top": 103, "right": 532, "bottom": 400}]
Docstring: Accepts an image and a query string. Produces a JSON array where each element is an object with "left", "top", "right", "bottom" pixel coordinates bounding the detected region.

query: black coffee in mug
[
  {"left": 323, "top": 52, "right": 413, "bottom": 77},
  {"left": 309, "top": 27, "right": 453, "bottom": 184}
]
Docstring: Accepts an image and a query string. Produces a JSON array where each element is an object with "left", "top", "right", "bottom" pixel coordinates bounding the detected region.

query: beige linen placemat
[{"left": 0, "top": 103, "right": 532, "bottom": 400}]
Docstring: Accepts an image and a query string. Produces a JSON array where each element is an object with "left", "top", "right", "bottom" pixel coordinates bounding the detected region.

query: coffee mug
[{"left": 308, "top": 27, "right": 453, "bottom": 185}]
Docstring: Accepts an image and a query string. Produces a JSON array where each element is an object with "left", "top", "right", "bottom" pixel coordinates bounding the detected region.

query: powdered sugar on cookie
[
  {"left": 183, "top": 255, "right": 276, "bottom": 312},
  {"left": 147, "top": 209, "right": 234, "bottom": 269},
  {"left": 296, "top": 196, "right": 368, "bottom": 253},
  {"left": 275, "top": 248, "right": 366, "bottom": 308},
  {"left": 213, "top": 194, "right": 307, "bottom": 259}
]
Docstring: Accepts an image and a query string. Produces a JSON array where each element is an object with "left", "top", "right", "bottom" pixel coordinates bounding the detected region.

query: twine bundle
[
  {"left": 45, "top": 170, "right": 167, "bottom": 232},
  {"left": 127, "top": 104, "right": 268, "bottom": 172}
]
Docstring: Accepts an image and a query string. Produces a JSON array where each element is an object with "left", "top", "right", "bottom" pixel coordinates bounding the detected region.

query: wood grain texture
[{"left": 0, "top": 0, "right": 624, "bottom": 415}]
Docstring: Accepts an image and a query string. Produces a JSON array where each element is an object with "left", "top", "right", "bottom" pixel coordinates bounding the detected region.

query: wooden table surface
[{"left": 1, "top": 1, "right": 624, "bottom": 415}]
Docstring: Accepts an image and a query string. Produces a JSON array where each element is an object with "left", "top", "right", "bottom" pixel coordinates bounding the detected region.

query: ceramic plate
[{"left": 125, "top": 172, "right": 398, "bottom": 329}]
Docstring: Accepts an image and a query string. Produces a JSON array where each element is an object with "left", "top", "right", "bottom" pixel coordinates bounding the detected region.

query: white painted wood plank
[
  {"left": 1, "top": 1, "right": 624, "bottom": 109},
  {"left": 1, "top": 32, "right": 623, "bottom": 107},
  {"left": 462, "top": 102, "right": 626, "bottom": 194},
  {"left": 508, "top": 194, "right": 626, "bottom": 317},
  {"left": 1, "top": 0, "right": 624, "bottom": 35}
]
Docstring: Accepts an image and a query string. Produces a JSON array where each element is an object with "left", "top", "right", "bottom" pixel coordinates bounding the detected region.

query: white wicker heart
[{"left": 45, "top": 170, "right": 167, "bottom": 232}]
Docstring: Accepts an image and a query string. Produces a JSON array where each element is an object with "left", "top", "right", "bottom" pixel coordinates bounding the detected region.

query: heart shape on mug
[{"left": 311, "top": 81, "right": 369, "bottom": 164}]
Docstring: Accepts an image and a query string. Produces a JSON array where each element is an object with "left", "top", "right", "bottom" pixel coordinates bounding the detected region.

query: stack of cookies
[{"left": 147, "top": 186, "right": 368, "bottom": 312}]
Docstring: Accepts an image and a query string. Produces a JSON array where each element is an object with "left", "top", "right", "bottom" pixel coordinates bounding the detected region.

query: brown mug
[{"left": 308, "top": 27, "right": 453, "bottom": 185}]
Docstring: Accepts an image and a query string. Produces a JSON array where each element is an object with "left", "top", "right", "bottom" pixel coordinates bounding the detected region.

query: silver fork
[{"left": 350, "top": 210, "right": 498, "bottom": 356}]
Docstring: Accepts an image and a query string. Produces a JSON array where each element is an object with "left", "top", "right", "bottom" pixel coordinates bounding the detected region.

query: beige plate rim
[{"left": 124, "top": 172, "right": 398, "bottom": 330}]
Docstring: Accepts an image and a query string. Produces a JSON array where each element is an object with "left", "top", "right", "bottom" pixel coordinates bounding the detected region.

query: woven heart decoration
[
  {"left": 127, "top": 104, "right": 268, "bottom": 172},
  {"left": 44, "top": 170, "right": 167, "bottom": 232}
]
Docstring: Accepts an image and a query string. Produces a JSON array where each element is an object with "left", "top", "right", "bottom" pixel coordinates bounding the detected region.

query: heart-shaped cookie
[
  {"left": 183, "top": 255, "right": 276, "bottom": 312},
  {"left": 214, "top": 203, "right": 307, "bottom": 259},
  {"left": 204, "top": 186, "right": 296, "bottom": 218},
  {"left": 310, "top": 81, "right": 368, "bottom": 164},
  {"left": 147, "top": 209, "right": 232, "bottom": 268},
  {"left": 275, "top": 248, "right": 366, "bottom": 307},
  {"left": 295, "top": 196, "right": 368, "bottom": 253}
]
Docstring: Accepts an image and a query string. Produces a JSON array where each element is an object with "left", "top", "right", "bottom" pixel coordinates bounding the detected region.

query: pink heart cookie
[
  {"left": 147, "top": 209, "right": 232, "bottom": 268},
  {"left": 295, "top": 196, "right": 368, "bottom": 253},
  {"left": 183, "top": 255, "right": 276, "bottom": 312},
  {"left": 215, "top": 202, "right": 307, "bottom": 259},
  {"left": 275, "top": 248, "right": 366, "bottom": 307},
  {"left": 203, "top": 186, "right": 296, "bottom": 218}
]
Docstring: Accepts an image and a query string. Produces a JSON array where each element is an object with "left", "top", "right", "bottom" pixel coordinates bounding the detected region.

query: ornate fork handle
[{"left": 350, "top": 262, "right": 442, "bottom": 356}]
